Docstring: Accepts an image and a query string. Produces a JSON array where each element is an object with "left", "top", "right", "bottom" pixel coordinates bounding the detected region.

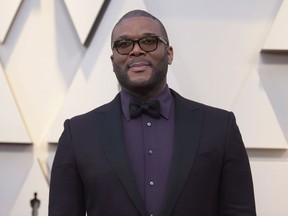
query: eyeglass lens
[{"left": 114, "top": 36, "right": 159, "bottom": 55}]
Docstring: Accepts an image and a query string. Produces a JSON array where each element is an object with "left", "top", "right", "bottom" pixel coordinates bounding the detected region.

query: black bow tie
[{"left": 129, "top": 98, "right": 161, "bottom": 119}]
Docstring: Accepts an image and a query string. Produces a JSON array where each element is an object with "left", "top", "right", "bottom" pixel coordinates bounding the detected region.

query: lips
[
  {"left": 128, "top": 61, "right": 150, "bottom": 68},
  {"left": 127, "top": 60, "right": 151, "bottom": 73}
]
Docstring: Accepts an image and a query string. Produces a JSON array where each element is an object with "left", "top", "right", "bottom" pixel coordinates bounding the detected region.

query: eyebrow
[{"left": 114, "top": 33, "right": 158, "bottom": 41}]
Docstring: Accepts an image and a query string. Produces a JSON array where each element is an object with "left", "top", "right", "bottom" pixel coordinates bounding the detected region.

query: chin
[{"left": 130, "top": 78, "right": 150, "bottom": 84}]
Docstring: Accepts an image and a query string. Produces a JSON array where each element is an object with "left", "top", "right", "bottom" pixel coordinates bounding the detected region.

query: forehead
[{"left": 112, "top": 16, "right": 162, "bottom": 40}]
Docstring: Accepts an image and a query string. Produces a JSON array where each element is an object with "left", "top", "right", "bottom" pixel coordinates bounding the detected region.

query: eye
[
  {"left": 140, "top": 37, "right": 157, "bottom": 45},
  {"left": 115, "top": 39, "right": 133, "bottom": 48}
]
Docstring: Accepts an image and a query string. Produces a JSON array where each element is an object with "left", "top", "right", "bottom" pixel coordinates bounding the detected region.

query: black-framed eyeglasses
[{"left": 112, "top": 36, "right": 169, "bottom": 55}]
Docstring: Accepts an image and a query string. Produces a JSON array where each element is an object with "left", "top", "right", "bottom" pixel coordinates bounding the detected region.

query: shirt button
[
  {"left": 149, "top": 181, "right": 154, "bottom": 186},
  {"left": 148, "top": 149, "right": 153, "bottom": 155},
  {"left": 150, "top": 214, "right": 154, "bottom": 216},
  {"left": 147, "top": 122, "right": 152, "bottom": 127}
]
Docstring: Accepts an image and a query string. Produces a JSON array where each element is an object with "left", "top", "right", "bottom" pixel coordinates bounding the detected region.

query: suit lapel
[
  {"left": 160, "top": 91, "right": 204, "bottom": 216},
  {"left": 93, "top": 95, "right": 147, "bottom": 216}
]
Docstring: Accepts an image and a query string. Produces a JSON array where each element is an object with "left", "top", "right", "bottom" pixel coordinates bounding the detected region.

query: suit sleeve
[
  {"left": 49, "top": 120, "right": 86, "bottom": 216},
  {"left": 218, "top": 113, "right": 256, "bottom": 216}
]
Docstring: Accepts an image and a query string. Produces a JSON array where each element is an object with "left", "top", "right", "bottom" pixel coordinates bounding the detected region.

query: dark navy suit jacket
[{"left": 49, "top": 89, "right": 256, "bottom": 216}]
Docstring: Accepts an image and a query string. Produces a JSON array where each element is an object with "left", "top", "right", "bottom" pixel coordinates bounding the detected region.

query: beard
[{"left": 113, "top": 54, "right": 169, "bottom": 95}]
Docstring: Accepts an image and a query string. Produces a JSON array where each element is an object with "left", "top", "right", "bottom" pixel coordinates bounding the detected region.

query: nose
[{"left": 129, "top": 42, "right": 145, "bottom": 56}]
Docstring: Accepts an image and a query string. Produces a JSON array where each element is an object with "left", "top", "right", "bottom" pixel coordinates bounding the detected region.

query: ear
[
  {"left": 167, "top": 46, "right": 173, "bottom": 65},
  {"left": 110, "top": 55, "right": 115, "bottom": 73}
]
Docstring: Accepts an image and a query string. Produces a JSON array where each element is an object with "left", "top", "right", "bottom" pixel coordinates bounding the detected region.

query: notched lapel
[
  {"left": 160, "top": 95, "right": 204, "bottom": 216},
  {"left": 94, "top": 96, "right": 147, "bottom": 216}
]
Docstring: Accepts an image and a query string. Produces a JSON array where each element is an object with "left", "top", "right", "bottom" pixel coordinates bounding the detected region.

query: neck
[{"left": 122, "top": 83, "right": 166, "bottom": 102}]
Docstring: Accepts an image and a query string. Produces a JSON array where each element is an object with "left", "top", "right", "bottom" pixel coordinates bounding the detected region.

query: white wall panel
[
  {"left": 234, "top": 67, "right": 288, "bottom": 149},
  {"left": 0, "top": 144, "right": 33, "bottom": 216},
  {"left": 262, "top": 0, "right": 288, "bottom": 52},
  {"left": 9, "top": 159, "right": 49, "bottom": 216},
  {"left": 0, "top": 62, "right": 31, "bottom": 143},
  {"left": 0, "top": 0, "right": 22, "bottom": 43},
  {"left": 250, "top": 160, "right": 288, "bottom": 216},
  {"left": 0, "top": 0, "right": 84, "bottom": 143},
  {"left": 63, "top": 0, "right": 107, "bottom": 45}
]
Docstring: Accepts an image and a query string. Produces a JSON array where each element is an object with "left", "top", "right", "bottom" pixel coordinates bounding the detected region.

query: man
[{"left": 49, "top": 10, "right": 256, "bottom": 216}]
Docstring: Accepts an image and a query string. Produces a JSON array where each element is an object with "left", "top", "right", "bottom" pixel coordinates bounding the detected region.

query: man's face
[{"left": 110, "top": 16, "right": 173, "bottom": 96}]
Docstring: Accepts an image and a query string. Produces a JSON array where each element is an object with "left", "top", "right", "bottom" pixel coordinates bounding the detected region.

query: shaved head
[{"left": 112, "top": 10, "right": 169, "bottom": 44}]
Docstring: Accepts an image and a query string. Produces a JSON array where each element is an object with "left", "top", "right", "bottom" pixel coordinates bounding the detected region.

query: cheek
[{"left": 112, "top": 55, "right": 127, "bottom": 68}]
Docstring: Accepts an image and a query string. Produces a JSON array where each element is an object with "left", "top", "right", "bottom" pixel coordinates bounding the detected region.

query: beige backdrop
[{"left": 0, "top": 0, "right": 288, "bottom": 215}]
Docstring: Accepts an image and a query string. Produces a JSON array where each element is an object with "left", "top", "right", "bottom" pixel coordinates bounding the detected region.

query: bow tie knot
[{"left": 129, "top": 99, "right": 161, "bottom": 119}]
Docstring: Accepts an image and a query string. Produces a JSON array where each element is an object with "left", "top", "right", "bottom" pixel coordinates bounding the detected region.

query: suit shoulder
[
  {"left": 192, "top": 100, "right": 231, "bottom": 116},
  {"left": 171, "top": 89, "right": 235, "bottom": 125},
  {"left": 68, "top": 94, "right": 120, "bottom": 124},
  {"left": 172, "top": 89, "right": 231, "bottom": 114}
]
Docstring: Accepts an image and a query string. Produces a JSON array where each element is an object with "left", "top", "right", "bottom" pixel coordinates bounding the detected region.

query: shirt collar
[{"left": 120, "top": 85, "right": 173, "bottom": 121}]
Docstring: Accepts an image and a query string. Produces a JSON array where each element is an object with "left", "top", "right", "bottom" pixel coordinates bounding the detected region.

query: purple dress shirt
[{"left": 120, "top": 86, "right": 175, "bottom": 216}]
